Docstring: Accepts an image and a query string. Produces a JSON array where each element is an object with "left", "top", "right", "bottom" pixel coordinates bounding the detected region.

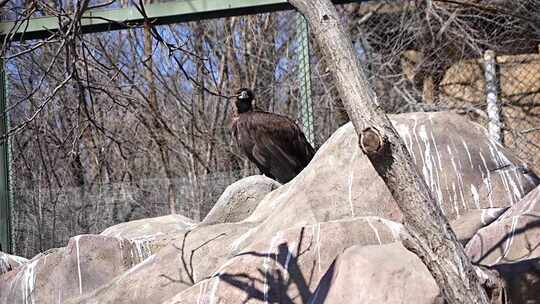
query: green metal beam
[
  {"left": 297, "top": 15, "right": 314, "bottom": 146},
  {"left": 1, "top": 0, "right": 364, "bottom": 41},
  {"left": 0, "top": 58, "right": 11, "bottom": 254}
]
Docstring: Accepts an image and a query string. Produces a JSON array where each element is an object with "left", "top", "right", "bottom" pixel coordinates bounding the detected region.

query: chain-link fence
[
  {"left": 440, "top": 50, "right": 540, "bottom": 171},
  {"left": 2, "top": 0, "right": 539, "bottom": 257},
  {"left": 334, "top": 1, "right": 540, "bottom": 171},
  {"left": 12, "top": 171, "right": 250, "bottom": 257}
]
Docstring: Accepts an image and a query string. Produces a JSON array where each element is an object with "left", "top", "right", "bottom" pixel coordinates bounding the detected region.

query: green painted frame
[
  {"left": 0, "top": 0, "right": 361, "bottom": 41},
  {"left": 0, "top": 59, "right": 10, "bottom": 253}
]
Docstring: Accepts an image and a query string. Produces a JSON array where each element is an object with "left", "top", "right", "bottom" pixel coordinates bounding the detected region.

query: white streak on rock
[
  {"left": 461, "top": 138, "right": 474, "bottom": 169},
  {"left": 412, "top": 119, "right": 426, "bottom": 171},
  {"left": 453, "top": 140, "right": 467, "bottom": 210},
  {"left": 488, "top": 144, "right": 513, "bottom": 205},
  {"left": 198, "top": 254, "right": 240, "bottom": 303},
  {"left": 284, "top": 241, "right": 297, "bottom": 272},
  {"left": 11, "top": 255, "right": 28, "bottom": 266},
  {"left": 348, "top": 150, "right": 358, "bottom": 217},
  {"left": 74, "top": 235, "right": 83, "bottom": 295},
  {"left": 419, "top": 126, "right": 434, "bottom": 189},
  {"left": 0, "top": 253, "right": 27, "bottom": 274},
  {"left": 395, "top": 123, "right": 416, "bottom": 163},
  {"left": 208, "top": 275, "right": 221, "bottom": 304},
  {"left": 19, "top": 258, "right": 39, "bottom": 304},
  {"left": 430, "top": 129, "right": 443, "bottom": 171},
  {"left": 471, "top": 184, "right": 480, "bottom": 209},
  {"left": 430, "top": 130, "right": 444, "bottom": 207},
  {"left": 506, "top": 171, "right": 522, "bottom": 205},
  {"left": 230, "top": 228, "right": 256, "bottom": 252},
  {"left": 316, "top": 223, "right": 322, "bottom": 273},
  {"left": 511, "top": 168, "right": 525, "bottom": 196},
  {"left": 447, "top": 144, "right": 466, "bottom": 211},
  {"left": 479, "top": 153, "right": 494, "bottom": 208},
  {"left": 492, "top": 216, "right": 519, "bottom": 266},
  {"left": 480, "top": 209, "right": 488, "bottom": 225},
  {"left": 451, "top": 182, "right": 459, "bottom": 217},
  {"left": 489, "top": 140, "right": 523, "bottom": 204},
  {"left": 208, "top": 255, "right": 242, "bottom": 280},
  {"left": 418, "top": 125, "right": 444, "bottom": 210},
  {"left": 130, "top": 237, "right": 154, "bottom": 263},
  {"left": 119, "top": 254, "right": 156, "bottom": 280},
  {"left": 377, "top": 217, "right": 403, "bottom": 241},
  {"left": 366, "top": 217, "right": 383, "bottom": 245},
  {"left": 481, "top": 208, "right": 506, "bottom": 225},
  {"left": 196, "top": 280, "right": 206, "bottom": 304}
]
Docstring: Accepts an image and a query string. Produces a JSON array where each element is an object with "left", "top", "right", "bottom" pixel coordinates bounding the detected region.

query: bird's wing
[{"left": 247, "top": 112, "right": 315, "bottom": 174}]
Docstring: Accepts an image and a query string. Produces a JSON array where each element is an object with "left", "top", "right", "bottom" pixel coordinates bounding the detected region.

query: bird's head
[{"left": 235, "top": 88, "right": 254, "bottom": 113}]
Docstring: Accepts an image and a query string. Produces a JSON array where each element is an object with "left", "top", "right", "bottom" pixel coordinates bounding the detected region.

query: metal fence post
[
  {"left": 484, "top": 49, "right": 502, "bottom": 144},
  {"left": 0, "top": 58, "right": 12, "bottom": 253},
  {"left": 297, "top": 14, "right": 314, "bottom": 146}
]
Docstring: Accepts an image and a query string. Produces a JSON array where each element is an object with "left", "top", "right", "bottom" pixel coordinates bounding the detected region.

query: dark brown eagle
[{"left": 231, "top": 88, "right": 316, "bottom": 184}]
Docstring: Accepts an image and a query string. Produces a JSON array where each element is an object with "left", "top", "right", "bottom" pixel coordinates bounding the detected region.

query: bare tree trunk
[
  {"left": 143, "top": 2, "right": 177, "bottom": 214},
  {"left": 287, "top": 0, "right": 491, "bottom": 303},
  {"left": 194, "top": 23, "right": 207, "bottom": 218}
]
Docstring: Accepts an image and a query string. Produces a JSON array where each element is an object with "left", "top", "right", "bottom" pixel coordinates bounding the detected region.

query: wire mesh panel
[
  {"left": 334, "top": 1, "right": 540, "bottom": 171},
  {"left": 438, "top": 50, "right": 540, "bottom": 170},
  {"left": 296, "top": 14, "right": 315, "bottom": 146}
]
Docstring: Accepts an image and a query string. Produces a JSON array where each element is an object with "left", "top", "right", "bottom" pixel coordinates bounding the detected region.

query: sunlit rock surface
[
  {"left": 69, "top": 222, "right": 254, "bottom": 304},
  {"left": 1, "top": 112, "right": 538, "bottom": 304},
  {"left": 0, "top": 235, "right": 134, "bottom": 304},
  {"left": 202, "top": 175, "right": 281, "bottom": 225},
  {"left": 466, "top": 185, "right": 540, "bottom": 265},
  {"left": 310, "top": 243, "right": 441, "bottom": 304},
  {"left": 165, "top": 217, "right": 402, "bottom": 304},
  {"left": 100, "top": 214, "right": 197, "bottom": 240}
]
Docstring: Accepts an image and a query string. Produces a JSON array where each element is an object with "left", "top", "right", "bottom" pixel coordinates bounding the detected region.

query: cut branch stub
[
  {"left": 358, "top": 126, "right": 393, "bottom": 170},
  {"left": 359, "top": 126, "right": 384, "bottom": 154}
]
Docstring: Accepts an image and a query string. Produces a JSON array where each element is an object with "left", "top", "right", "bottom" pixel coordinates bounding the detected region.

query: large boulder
[
  {"left": 310, "top": 243, "right": 441, "bottom": 304},
  {"left": 203, "top": 175, "right": 281, "bottom": 225},
  {"left": 68, "top": 222, "right": 254, "bottom": 304},
  {"left": 0, "top": 235, "right": 135, "bottom": 304},
  {"left": 466, "top": 185, "right": 540, "bottom": 265},
  {"left": 233, "top": 112, "right": 538, "bottom": 251},
  {"left": 162, "top": 217, "right": 402, "bottom": 304},
  {"left": 100, "top": 214, "right": 197, "bottom": 240}
]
